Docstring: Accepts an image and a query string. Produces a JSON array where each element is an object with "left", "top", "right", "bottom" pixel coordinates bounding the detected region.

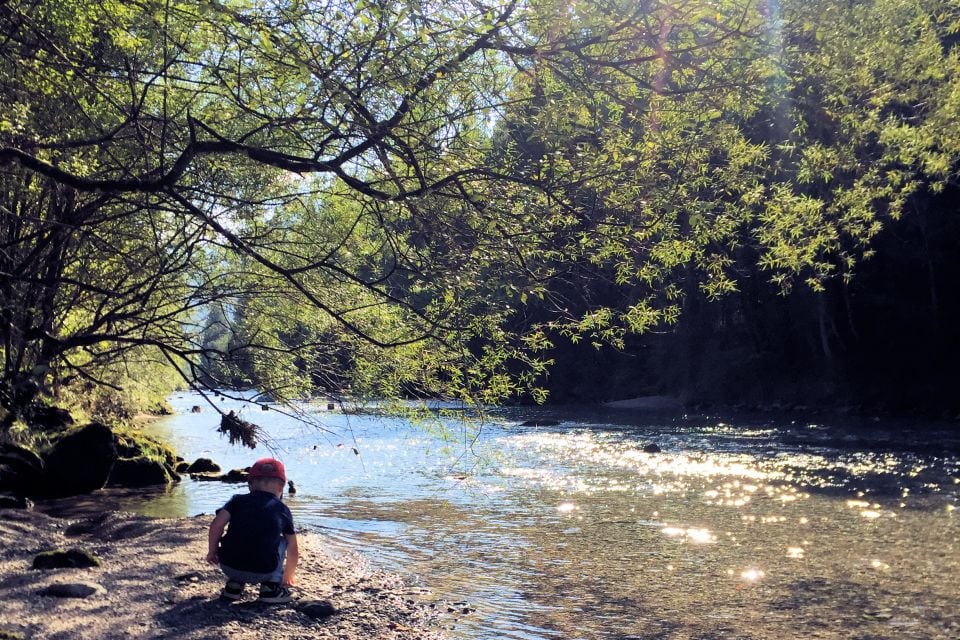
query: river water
[{"left": 81, "top": 393, "right": 959, "bottom": 639}]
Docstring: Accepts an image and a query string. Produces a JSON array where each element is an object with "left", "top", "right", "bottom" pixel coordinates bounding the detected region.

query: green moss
[
  {"left": 110, "top": 455, "right": 174, "bottom": 486},
  {"left": 113, "top": 428, "right": 178, "bottom": 467},
  {"left": 32, "top": 548, "right": 101, "bottom": 569},
  {"left": 4, "top": 419, "right": 53, "bottom": 455},
  {"left": 0, "top": 629, "right": 26, "bottom": 639}
]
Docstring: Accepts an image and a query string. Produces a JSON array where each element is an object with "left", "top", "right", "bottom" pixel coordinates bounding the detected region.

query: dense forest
[{"left": 1, "top": 0, "right": 958, "bottom": 431}]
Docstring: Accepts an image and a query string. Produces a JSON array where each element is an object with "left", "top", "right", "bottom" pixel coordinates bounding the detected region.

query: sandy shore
[{"left": 0, "top": 508, "right": 451, "bottom": 640}]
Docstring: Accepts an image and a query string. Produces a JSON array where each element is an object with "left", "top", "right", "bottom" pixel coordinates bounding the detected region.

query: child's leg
[
  {"left": 218, "top": 564, "right": 257, "bottom": 601},
  {"left": 220, "top": 579, "right": 245, "bottom": 601},
  {"left": 257, "top": 539, "right": 292, "bottom": 603},
  {"left": 258, "top": 580, "right": 293, "bottom": 603},
  {"left": 264, "top": 539, "right": 288, "bottom": 584}
]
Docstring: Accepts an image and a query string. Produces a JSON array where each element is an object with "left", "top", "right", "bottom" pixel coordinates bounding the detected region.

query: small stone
[
  {"left": 175, "top": 571, "right": 204, "bottom": 582},
  {"left": 37, "top": 582, "right": 106, "bottom": 598},
  {"left": 221, "top": 468, "right": 249, "bottom": 483},
  {"left": 297, "top": 600, "right": 338, "bottom": 619},
  {"left": 185, "top": 458, "right": 220, "bottom": 473}
]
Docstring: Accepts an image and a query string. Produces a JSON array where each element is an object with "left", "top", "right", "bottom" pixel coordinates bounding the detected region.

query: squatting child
[{"left": 206, "top": 457, "right": 299, "bottom": 603}]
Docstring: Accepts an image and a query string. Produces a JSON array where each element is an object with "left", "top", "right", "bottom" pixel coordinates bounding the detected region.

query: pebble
[{"left": 298, "top": 600, "right": 338, "bottom": 620}]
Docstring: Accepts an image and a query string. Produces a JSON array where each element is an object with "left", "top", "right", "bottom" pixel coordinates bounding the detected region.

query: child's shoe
[
  {"left": 220, "top": 580, "right": 245, "bottom": 601},
  {"left": 258, "top": 582, "right": 293, "bottom": 603}
]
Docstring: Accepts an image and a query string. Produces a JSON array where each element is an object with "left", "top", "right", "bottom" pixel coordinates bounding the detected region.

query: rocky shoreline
[{"left": 0, "top": 509, "right": 451, "bottom": 640}]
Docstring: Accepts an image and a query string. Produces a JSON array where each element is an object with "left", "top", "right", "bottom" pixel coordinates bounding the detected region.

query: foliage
[
  {"left": 52, "top": 346, "right": 182, "bottom": 423},
  {"left": 0, "top": 0, "right": 958, "bottom": 429}
]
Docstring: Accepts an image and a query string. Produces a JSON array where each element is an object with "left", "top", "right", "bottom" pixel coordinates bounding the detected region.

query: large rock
[
  {"left": 110, "top": 432, "right": 180, "bottom": 488},
  {"left": 0, "top": 444, "right": 44, "bottom": 496},
  {"left": 27, "top": 405, "right": 75, "bottom": 431},
  {"left": 108, "top": 456, "right": 174, "bottom": 487},
  {"left": 0, "top": 493, "right": 33, "bottom": 509},
  {"left": 42, "top": 423, "right": 118, "bottom": 497}
]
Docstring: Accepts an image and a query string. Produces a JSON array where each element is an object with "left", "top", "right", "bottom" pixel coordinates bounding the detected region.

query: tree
[
  {"left": 4, "top": 0, "right": 954, "bottom": 427},
  {"left": 0, "top": 0, "right": 779, "bottom": 422}
]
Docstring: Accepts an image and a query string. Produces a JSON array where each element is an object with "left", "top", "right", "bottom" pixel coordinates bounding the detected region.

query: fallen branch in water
[{"left": 218, "top": 410, "right": 260, "bottom": 449}]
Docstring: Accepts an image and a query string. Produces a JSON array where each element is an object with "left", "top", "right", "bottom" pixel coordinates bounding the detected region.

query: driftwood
[{"left": 218, "top": 411, "right": 259, "bottom": 449}]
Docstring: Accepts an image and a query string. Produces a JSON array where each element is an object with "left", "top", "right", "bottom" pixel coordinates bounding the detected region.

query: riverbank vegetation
[{"left": 2, "top": 0, "right": 958, "bottom": 437}]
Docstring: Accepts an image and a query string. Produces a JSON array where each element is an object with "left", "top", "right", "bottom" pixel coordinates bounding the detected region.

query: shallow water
[{"left": 62, "top": 393, "right": 960, "bottom": 639}]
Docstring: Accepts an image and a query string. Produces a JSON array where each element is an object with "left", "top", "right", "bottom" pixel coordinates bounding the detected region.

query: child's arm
[
  {"left": 205, "top": 510, "right": 231, "bottom": 565},
  {"left": 282, "top": 533, "right": 299, "bottom": 585}
]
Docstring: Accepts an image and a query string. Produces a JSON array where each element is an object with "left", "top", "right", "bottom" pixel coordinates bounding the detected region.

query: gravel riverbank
[{"left": 0, "top": 509, "right": 451, "bottom": 640}]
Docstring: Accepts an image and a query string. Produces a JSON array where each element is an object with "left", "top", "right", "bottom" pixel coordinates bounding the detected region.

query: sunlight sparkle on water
[
  {"left": 506, "top": 433, "right": 775, "bottom": 492},
  {"left": 740, "top": 569, "right": 765, "bottom": 582},
  {"left": 557, "top": 502, "right": 577, "bottom": 513},
  {"left": 662, "top": 526, "right": 717, "bottom": 544}
]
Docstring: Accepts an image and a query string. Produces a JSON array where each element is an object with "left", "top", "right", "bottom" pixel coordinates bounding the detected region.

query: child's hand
[{"left": 205, "top": 551, "right": 219, "bottom": 565}]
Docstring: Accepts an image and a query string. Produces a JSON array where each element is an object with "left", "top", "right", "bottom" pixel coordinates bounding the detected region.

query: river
[{"left": 65, "top": 392, "right": 960, "bottom": 639}]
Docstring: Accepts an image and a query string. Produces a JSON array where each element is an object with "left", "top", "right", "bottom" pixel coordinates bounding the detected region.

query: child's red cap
[{"left": 248, "top": 457, "right": 286, "bottom": 483}]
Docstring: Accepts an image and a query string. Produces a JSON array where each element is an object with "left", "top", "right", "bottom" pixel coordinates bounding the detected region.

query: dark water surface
[{"left": 61, "top": 393, "right": 960, "bottom": 639}]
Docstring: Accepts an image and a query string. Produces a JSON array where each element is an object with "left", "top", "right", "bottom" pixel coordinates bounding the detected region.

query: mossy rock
[
  {"left": 108, "top": 456, "right": 174, "bottom": 487},
  {"left": 32, "top": 548, "right": 101, "bottom": 570},
  {"left": 113, "top": 430, "right": 178, "bottom": 468},
  {"left": 27, "top": 404, "right": 74, "bottom": 430},
  {"left": 0, "top": 630, "right": 26, "bottom": 639},
  {"left": 0, "top": 444, "right": 44, "bottom": 495}
]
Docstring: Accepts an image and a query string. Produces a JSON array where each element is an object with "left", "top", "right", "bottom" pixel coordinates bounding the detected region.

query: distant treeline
[{"left": 536, "top": 185, "right": 960, "bottom": 415}]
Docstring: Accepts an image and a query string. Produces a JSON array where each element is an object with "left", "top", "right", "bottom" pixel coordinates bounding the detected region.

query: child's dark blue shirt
[{"left": 218, "top": 490, "right": 295, "bottom": 573}]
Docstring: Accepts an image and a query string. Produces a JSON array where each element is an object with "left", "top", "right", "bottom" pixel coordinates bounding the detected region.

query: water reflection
[{"left": 40, "top": 394, "right": 960, "bottom": 639}]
